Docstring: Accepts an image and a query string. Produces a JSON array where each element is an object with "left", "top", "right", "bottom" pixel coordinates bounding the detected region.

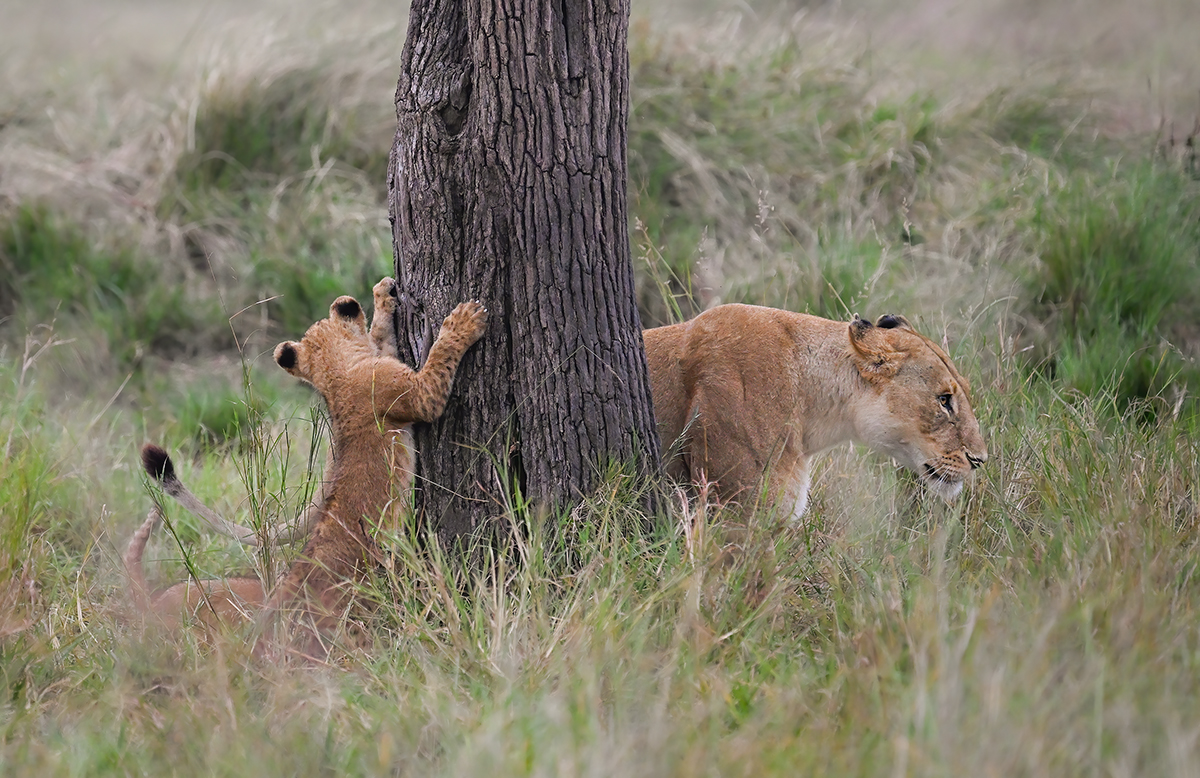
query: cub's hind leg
[{"left": 122, "top": 494, "right": 266, "bottom": 632}]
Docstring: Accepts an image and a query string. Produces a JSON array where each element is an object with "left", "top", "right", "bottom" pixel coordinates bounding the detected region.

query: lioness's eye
[{"left": 938, "top": 394, "right": 953, "bottom": 413}]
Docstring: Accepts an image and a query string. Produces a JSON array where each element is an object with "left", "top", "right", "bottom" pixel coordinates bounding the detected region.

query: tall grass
[
  {"left": 3, "top": 361, "right": 1200, "bottom": 774},
  {"left": 629, "top": 19, "right": 940, "bottom": 323},
  {"left": 0, "top": 10, "right": 397, "bottom": 423},
  {"left": 172, "top": 64, "right": 392, "bottom": 195},
  {"left": 0, "top": 205, "right": 230, "bottom": 365}
]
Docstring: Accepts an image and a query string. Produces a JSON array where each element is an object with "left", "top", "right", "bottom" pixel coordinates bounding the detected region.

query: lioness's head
[{"left": 847, "top": 313, "right": 987, "bottom": 500}]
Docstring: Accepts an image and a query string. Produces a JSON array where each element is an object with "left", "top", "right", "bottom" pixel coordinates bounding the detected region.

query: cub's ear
[
  {"left": 274, "top": 341, "right": 304, "bottom": 377},
  {"left": 331, "top": 295, "right": 364, "bottom": 322},
  {"left": 329, "top": 295, "right": 367, "bottom": 338},
  {"left": 332, "top": 296, "right": 362, "bottom": 319},
  {"left": 847, "top": 314, "right": 904, "bottom": 381}
]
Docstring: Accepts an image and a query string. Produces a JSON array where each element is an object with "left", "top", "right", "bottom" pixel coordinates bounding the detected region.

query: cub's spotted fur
[{"left": 125, "top": 278, "right": 487, "bottom": 659}]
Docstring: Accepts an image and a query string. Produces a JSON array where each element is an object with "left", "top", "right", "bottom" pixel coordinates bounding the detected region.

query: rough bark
[{"left": 389, "top": 0, "right": 659, "bottom": 544}]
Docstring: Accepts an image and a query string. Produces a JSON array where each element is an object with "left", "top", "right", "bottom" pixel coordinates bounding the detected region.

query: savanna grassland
[{"left": 2, "top": 0, "right": 1200, "bottom": 774}]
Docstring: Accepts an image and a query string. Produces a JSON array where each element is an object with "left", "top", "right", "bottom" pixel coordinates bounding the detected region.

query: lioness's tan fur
[
  {"left": 644, "top": 304, "right": 987, "bottom": 518},
  {"left": 124, "top": 278, "right": 487, "bottom": 659}
]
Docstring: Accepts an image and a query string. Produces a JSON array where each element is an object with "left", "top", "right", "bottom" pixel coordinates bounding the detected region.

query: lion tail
[
  {"left": 141, "top": 443, "right": 262, "bottom": 545},
  {"left": 123, "top": 503, "right": 161, "bottom": 612}
]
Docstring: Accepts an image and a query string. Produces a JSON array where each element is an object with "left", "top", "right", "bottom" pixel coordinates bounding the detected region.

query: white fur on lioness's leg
[
  {"left": 783, "top": 469, "right": 813, "bottom": 524},
  {"left": 769, "top": 453, "right": 814, "bottom": 524}
]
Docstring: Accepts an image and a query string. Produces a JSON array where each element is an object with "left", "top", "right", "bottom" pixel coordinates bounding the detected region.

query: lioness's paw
[
  {"left": 372, "top": 277, "right": 399, "bottom": 314},
  {"left": 441, "top": 300, "right": 488, "bottom": 345}
]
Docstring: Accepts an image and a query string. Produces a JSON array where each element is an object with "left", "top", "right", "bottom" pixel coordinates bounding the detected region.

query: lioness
[
  {"left": 125, "top": 278, "right": 487, "bottom": 659},
  {"left": 644, "top": 304, "right": 987, "bottom": 518}
]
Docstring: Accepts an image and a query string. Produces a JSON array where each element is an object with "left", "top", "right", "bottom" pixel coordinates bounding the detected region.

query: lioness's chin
[{"left": 925, "top": 477, "right": 964, "bottom": 501}]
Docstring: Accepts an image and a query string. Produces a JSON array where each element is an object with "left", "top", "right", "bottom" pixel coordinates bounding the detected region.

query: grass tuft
[
  {"left": 0, "top": 203, "right": 229, "bottom": 367},
  {"left": 172, "top": 65, "right": 392, "bottom": 199},
  {"left": 1027, "top": 164, "right": 1200, "bottom": 408},
  {"left": 628, "top": 20, "right": 934, "bottom": 321}
]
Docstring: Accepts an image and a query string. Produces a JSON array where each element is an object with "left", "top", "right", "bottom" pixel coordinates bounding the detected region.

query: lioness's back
[{"left": 644, "top": 304, "right": 845, "bottom": 481}]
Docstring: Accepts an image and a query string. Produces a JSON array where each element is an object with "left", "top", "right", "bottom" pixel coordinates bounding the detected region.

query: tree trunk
[{"left": 388, "top": 0, "right": 659, "bottom": 544}]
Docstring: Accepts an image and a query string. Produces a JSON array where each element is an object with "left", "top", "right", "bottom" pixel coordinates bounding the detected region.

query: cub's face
[
  {"left": 848, "top": 315, "right": 988, "bottom": 500},
  {"left": 274, "top": 296, "right": 371, "bottom": 393}
]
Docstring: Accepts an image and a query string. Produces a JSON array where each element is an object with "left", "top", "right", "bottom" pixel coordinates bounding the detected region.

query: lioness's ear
[
  {"left": 875, "top": 313, "right": 911, "bottom": 330},
  {"left": 275, "top": 341, "right": 304, "bottom": 377},
  {"left": 848, "top": 314, "right": 903, "bottom": 381},
  {"left": 849, "top": 313, "right": 872, "bottom": 338}
]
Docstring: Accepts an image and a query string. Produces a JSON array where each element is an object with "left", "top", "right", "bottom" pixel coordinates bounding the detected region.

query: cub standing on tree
[{"left": 126, "top": 278, "right": 487, "bottom": 661}]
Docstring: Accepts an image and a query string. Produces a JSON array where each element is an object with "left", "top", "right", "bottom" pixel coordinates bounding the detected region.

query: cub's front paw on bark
[
  {"left": 372, "top": 277, "right": 399, "bottom": 313},
  {"left": 441, "top": 300, "right": 488, "bottom": 345}
]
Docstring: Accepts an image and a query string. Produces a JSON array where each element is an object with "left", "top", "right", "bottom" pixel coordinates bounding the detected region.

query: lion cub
[
  {"left": 125, "top": 278, "right": 487, "bottom": 659},
  {"left": 644, "top": 304, "right": 987, "bottom": 519}
]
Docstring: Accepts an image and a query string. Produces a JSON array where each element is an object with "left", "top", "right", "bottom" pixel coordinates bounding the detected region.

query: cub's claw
[
  {"left": 441, "top": 300, "right": 489, "bottom": 345},
  {"left": 373, "top": 277, "right": 399, "bottom": 312}
]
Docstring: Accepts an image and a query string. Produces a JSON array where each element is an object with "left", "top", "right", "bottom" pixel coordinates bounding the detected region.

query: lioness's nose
[{"left": 966, "top": 451, "right": 987, "bottom": 469}]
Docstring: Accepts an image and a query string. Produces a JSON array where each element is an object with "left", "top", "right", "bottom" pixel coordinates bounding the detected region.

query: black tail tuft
[{"left": 141, "top": 444, "right": 176, "bottom": 483}]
